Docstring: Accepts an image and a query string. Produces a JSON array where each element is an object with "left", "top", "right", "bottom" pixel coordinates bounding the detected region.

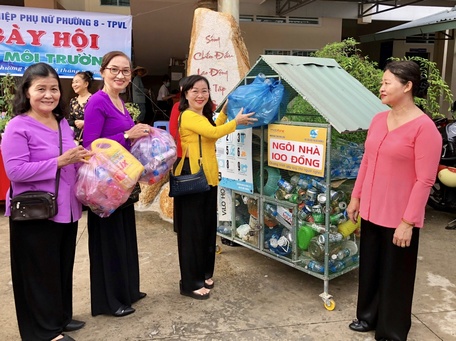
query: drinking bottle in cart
[
  {"left": 277, "top": 178, "right": 293, "bottom": 193},
  {"left": 302, "top": 258, "right": 324, "bottom": 274}
]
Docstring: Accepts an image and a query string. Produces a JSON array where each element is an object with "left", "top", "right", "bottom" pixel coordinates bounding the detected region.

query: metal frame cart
[{"left": 217, "top": 55, "right": 389, "bottom": 310}]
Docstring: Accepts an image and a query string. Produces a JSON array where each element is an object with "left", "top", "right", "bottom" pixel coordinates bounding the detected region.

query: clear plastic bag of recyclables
[{"left": 226, "top": 73, "right": 284, "bottom": 129}]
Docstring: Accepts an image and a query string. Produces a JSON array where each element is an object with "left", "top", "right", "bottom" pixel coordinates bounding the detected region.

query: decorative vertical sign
[
  {"left": 268, "top": 124, "right": 328, "bottom": 177},
  {"left": 187, "top": 8, "right": 250, "bottom": 107},
  {"left": 187, "top": 8, "right": 253, "bottom": 208}
]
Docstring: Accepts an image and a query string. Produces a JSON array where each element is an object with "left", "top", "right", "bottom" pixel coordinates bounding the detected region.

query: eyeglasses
[
  {"left": 188, "top": 89, "right": 210, "bottom": 96},
  {"left": 105, "top": 67, "right": 132, "bottom": 76}
]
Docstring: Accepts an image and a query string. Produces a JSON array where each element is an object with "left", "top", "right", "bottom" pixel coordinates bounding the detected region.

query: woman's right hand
[
  {"left": 75, "top": 120, "right": 84, "bottom": 129},
  {"left": 57, "top": 145, "right": 93, "bottom": 168},
  {"left": 125, "top": 123, "right": 152, "bottom": 140},
  {"left": 234, "top": 107, "right": 257, "bottom": 126},
  {"left": 346, "top": 197, "right": 360, "bottom": 224}
]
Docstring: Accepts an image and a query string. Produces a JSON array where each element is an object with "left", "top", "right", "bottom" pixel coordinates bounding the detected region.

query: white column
[{"left": 218, "top": 0, "right": 239, "bottom": 23}]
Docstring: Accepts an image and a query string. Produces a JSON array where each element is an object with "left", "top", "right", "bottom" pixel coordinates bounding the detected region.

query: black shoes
[
  {"left": 138, "top": 292, "right": 147, "bottom": 300},
  {"left": 61, "top": 335, "right": 76, "bottom": 341},
  {"left": 349, "top": 319, "right": 374, "bottom": 332},
  {"left": 113, "top": 305, "right": 135, "bottom": 317},
  {"left": 63, "top": 319, "right": 85, "bottom": 332}
]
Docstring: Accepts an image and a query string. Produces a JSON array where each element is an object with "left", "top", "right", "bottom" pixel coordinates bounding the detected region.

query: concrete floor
[{"left": 0, "top": 205, "right": 455, "bottom": 341}]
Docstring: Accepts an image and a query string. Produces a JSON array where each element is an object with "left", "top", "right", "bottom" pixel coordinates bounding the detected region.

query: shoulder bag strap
[
  {"left": 173, "top": 112, "right": 203, "bottom": 175},
  {"left": 9, "top": 121, "right": 63, "bottom": 198}
]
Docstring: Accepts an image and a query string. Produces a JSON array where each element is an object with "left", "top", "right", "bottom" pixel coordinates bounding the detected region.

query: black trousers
[
  {"left": 10, "top": 218, "right": 78, "bottom": 341},
  {"left": 357, "top": 219, "right": 420, "bottom": 341},
  {"left": 88, "top": 205, "right": 142, "bottom": 316},
  {"left": 174, "top": 162, "right": 218, "bottom": 292}
]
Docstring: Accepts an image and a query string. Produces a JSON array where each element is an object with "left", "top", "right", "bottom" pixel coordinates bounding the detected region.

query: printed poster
[
  {"left": 268, "top": 124, "right": 328, "bottom": 177},
  {"left": 0, "top": 5, "right": 132, "bottom": 79},
  {"left": 216, "top": 128, "right": 253, "bottom": 194}
]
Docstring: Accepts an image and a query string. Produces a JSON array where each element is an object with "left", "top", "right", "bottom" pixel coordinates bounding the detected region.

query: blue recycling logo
[{"left": 310, "top": 129, "right": 318, "bottom": 138}]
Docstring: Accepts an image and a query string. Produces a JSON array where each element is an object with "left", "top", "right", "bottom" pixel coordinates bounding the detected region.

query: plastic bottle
[
  {"left": 331, "top": 240, "right": 358, "bottom": 260},
  {"left": 310, "top": 178, "right": 328, "bottom": 193},
  {"left": 247, "top": 198, "right": 258, "bottom": 218},
  {"left": 217, "top": 222, "right": 232, "bottom": 235},
  {"left": 152, "top": 162, "right": 169, "bottom": 176},
  {"left": 264, "top": 203, "right": 278, "bottom": 227},
  {"left": 302, "top": 258, "right": 324, "bottom": 274},
  {"left": 277, "top": 178, "right": 293, "bottom": 193},
  {"left": 318, "top": 232, "right": 344, "bottom": 244},
  {"left": 290, "top": 174, "right": 301, "bottom": 187},
  {"left": 329, "top": 254, "right": 359, "bottom": 273},
  {"left": 287, "top": 193, "right": 300, "bottom": 204}
]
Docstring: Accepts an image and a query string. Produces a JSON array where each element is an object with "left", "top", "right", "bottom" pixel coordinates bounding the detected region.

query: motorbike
[{"left": 427, "top": 116, "right": 456, "bottom": 229}]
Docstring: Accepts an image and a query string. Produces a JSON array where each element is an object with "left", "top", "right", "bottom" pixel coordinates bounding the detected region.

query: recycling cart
[{"left": 216, "top": 55, "right": 389, "bottom": 310}]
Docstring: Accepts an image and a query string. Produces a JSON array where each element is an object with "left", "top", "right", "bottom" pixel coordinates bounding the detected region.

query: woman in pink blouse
[{"left": 346, "top": 61, "right": 442, "bottom": 341}]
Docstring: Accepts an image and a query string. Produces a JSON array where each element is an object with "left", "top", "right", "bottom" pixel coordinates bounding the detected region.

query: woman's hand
[
  {"left": 393, "top": 222, "right": 413, "bottom": 248},
  {"left": 57, "top": 145, "right": 93, "bottom": 168},
  {"left": 75, "top": 120, "right": 84, "bottom": 129},
  {"left": 346, "top": 197, "right": 360, "bottom": 224},
  {"left": 221, "top": 100, "right": 228, "bottom": 114},
  {"left": 125, "top": 123, "right": 151, "bottom": 140},
  {"left": 234, "top": 107, "right": 257, "bottom": 126}
]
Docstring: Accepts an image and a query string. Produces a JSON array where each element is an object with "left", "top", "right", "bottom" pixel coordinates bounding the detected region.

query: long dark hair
[
  {"left": 384, "top": 60, "right": 429, "bottom": 98},
  {"left": 13, "top": 62, "right": 67, "bottom": 120},
  {"left": 75, "top": 70, "right": 94, "bottom": 90},
  {"left": 179, "top": 75, "right": 216, "bottom": 126}
]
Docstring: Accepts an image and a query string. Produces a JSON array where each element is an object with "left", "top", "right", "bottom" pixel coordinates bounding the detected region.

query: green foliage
[
  {"left": 312, "top": 37, "right": 383, "bottom": 95},
  {"left": 286, "top": 96, "right": 367, "bottom": 144},
  {"left": 389, "top": 56, "right": 453, "bottom": 118},
  {"left": 0, "top": 74, "right": 16, "bottom": 132},
  {"left": 125, "top": 102, "right": 141, "bottom": 121},
  {"left": 286, "top": 38, "right": 454, "bottom": 144}
]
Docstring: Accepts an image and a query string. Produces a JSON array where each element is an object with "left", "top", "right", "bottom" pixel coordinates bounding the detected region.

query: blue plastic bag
[{"left": 226, "top": 73, "right": 284, "bottom": 129}]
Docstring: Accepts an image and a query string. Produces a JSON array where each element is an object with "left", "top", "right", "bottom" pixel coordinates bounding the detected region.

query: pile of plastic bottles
[
  {"left": 130, "top": 128, "right": 177, "bottom": 185},
  {"left": 330, "top": 139, "right": 364, "bottom": 180},
  {"left": 76, "top": 141, "right": 144, "bottom": 217},
  {"left": 266, "top": 172, "right": 361, "bottom": 271}
]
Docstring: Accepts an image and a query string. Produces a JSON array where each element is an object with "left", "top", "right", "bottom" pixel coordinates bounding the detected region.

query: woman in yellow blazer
[{"left": 174, "top": 75, "right": 256, "bottom": 300}]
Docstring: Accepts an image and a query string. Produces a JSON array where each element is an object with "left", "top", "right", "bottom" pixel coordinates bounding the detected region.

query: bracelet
[{"left": 401, "top": 218, "right": 415, "bottom": 227}]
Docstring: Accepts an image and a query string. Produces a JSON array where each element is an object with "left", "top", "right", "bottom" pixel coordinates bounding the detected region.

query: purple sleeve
[{"left": 83, "top": 91, "right": 134, "bottom": 150}]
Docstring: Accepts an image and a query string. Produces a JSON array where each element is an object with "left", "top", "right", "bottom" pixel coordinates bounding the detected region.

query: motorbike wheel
[{"left": 428, "top": 181, "right": 454, "bottom": 212}]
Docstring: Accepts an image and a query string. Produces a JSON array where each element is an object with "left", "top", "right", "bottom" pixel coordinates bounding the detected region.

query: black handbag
[
  {"left": 168, "top": 116, "right": 210, "bottom": 197},
  {"left": 118, "top": 182, "right": 141, "bottom": 210},
  {"left": 10, "top": 124, "right": 62, "bottom": 221}
]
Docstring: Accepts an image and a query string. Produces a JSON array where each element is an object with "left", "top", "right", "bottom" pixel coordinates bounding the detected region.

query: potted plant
[{"left": 0, "top": 74, "right": 16, "bottom": 133}]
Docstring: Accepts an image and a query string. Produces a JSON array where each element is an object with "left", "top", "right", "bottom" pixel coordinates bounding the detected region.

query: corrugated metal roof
[
  {"left": 241, "top": 55, "right": 389, "bottom": 133},
  {"left": 361, "top": 6, "right": 456, "bottom": 42}
]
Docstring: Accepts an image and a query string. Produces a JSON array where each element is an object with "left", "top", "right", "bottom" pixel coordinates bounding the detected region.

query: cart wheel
[
  {"left": 324, "top": 299, "right": 336, "bottom": 311},
  {"left": 216, "top": 244, "right": 222, "bottom": 254}
]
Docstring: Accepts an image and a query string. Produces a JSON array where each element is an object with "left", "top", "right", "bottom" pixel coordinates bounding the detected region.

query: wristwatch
[{"left": 123, "top": 132, "right": 129, "bottom": 140}]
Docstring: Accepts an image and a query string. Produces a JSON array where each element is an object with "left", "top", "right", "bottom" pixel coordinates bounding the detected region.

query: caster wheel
[
  {"left": 216, "top": 244, "right": 222, "bottom": 254},
  {"left": 324, "top": 299, "right": 336, "bottom": 311}
]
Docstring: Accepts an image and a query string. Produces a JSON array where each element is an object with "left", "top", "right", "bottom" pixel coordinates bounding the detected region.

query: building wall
[
  {"left": 240, "top": 17, "right": 342, "bottom": 65},
  {"left": 58, "top": 0, "right": 130, "bottom": 14}
]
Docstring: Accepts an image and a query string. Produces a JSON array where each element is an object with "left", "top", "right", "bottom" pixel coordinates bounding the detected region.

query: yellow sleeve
[{"left": 181, "top": 110, "right": 236, "bottom": 139}]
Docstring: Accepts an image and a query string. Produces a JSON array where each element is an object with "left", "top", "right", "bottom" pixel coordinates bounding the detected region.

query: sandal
[
  {"left": 204, "top": 279, "right": 214, "bottom": 289},
  {"left": 179, "top": 281, "right": 210, "bottom": 300}
]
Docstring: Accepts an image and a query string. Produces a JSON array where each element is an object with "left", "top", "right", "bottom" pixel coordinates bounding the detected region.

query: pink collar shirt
[{"left": 352, "top": 111, "right": 441, "bottom": 228}]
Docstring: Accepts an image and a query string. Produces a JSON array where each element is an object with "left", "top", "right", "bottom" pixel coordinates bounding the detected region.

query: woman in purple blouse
[
  {"left": 83, "top": 51, "right": 150, "bottom": 318},
  {"left": 1, "top": 63, "right": 91, "bottom": 341}
]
